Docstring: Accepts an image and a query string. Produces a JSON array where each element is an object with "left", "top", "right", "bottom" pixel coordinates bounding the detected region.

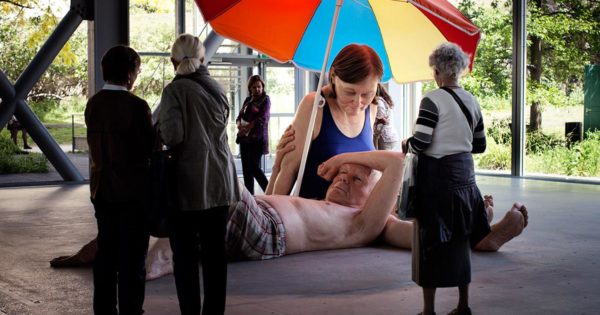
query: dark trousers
[
  {"left": 92, "top": 200, "right": 149, "bottom": 315},
  {"left": 240, "top": 141, "right": 268, "bottom": 194},
  {"left": 169, "top": 206, "right": 229, "bottom": 315}
]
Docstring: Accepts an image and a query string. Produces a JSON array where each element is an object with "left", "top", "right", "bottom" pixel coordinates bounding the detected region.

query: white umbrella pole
[{"left": 292, "top": 0, "right": 344, "bottom": 197}]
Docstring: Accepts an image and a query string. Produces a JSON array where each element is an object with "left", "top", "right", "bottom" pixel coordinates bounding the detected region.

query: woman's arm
[
  {"left": 269, "top": 92, "right": 320, "bottom": 195},
  {"left": 254, "top": 96, "right": 271, "bottom": 132},
  {"left": 405, "top": 97, "right": 438, "bottom": 154},
  {"left": 158, "top": 87, "right": 184, "bottom": 147},
  {"left": 235, "top": 97, "right": 249, "bottom": 123},
  {"left": 472, "top": 115, "right": 486, "bottom": 153}
]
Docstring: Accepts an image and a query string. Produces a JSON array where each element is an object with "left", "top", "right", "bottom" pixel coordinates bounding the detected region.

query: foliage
[
  {"left": 478, "top": 94, "right": 511, "bottom": 111},
  {"left": 458, "top": 0, "right": 600, "bottom": 126},
  {"left": 459, "top": 1, "right": 513, "bottom": 97},
  {"left": 526, "top": 130, "right": 565, "bottom": 154},
  {"left": 0, "top": 133, "right": 47, "bottom": 173},
  {"left": 486, "top": 117, "right": 512, "bottom": 146},
  {"left": 477, "top": 125, "right": 600, "bottom": 176},
  {"left": 131, "top": 0, "right": 174, "bottom": 14},
  {"left": 475, "top": 141, "right": 511, "bottom": 170},
  {"left": 0, "top": 0, "right": 88, "bottom": 99},
  {"left": 526, "top": 131, "right": 600, "bottom": 176},
  {"left": 29, "top": 98, "right": 60, "bottom": 122},
  {"left": 45, "top": 124, "right": 86, "bottom": 145},
  {"left": 527, "top": 0, "right": 600, "bottom": 82}
]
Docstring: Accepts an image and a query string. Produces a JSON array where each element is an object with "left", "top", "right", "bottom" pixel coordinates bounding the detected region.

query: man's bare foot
[
  {"left": 50, "top": 238, "right": 97, "bottom": 268},
  {"left": 483, "top": 195, "right": 494, "bottom": 223},
  {"left": 145, "top": 238, "right": 173, "bottom": 280},
  {"left": 513, "top": 202, "right": 528, "bottom": 227},
  {"left": 474, "top": 203, "right": 528, "bottom": 252}
]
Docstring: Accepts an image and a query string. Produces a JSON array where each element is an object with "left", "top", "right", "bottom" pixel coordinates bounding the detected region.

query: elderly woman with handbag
[{"left": 402, "top": 42, "right": 489, "bottom": 315}]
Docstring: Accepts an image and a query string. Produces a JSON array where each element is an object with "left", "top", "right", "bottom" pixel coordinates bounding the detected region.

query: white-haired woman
[
  {"left": 402, "top": 42, "right": 488, "bottom": 315},
  {"left": 158, "top": 33, "right": 240, "bottom": 315}
]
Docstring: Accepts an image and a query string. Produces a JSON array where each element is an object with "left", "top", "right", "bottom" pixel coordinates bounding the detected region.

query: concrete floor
[{"left": 0, "top": 176, "right": 599, "bottom": 315}]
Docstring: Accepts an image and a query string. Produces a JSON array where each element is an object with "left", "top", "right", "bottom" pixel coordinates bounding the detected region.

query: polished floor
[{"left": 0, "top": 175, "right": 599, "bottom": 315}]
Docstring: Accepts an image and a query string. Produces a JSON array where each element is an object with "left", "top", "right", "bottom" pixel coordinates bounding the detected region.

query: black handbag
[{"left": 144, "top": 149, "right": 176, "bottom": 237}]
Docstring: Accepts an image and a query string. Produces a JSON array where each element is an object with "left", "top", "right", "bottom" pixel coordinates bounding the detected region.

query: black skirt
[{"left": 412, "top": 153, "right": 490, "bottom": 287}]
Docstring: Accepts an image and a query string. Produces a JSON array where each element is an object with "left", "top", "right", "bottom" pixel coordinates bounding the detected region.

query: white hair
[
  {"left": 171, "top": 33, "right": 205, "bottom": 75},
  {"left": 429, "top": 42, "right": 470, "bottom": 81}
]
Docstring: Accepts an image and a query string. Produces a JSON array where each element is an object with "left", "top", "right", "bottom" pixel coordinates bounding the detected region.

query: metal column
[
  {"left": 294, "top": 69, "right": 306, "bottom": 109},
  {"left": 176, "top": 0, "right": 185, "bottom": 35},
  {"left": 90, "top": 0, "right": 129, "bottom": 94},
  {"left": 203, "top": 31, "right": 224, "bottom": 65},
  {"left": 511, "top": 0, "right": 526, "bottom": 176}
]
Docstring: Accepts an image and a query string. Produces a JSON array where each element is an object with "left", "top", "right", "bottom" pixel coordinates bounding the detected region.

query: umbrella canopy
[{"left": 195, "top": 0, "right": 480, "bottom": 83}]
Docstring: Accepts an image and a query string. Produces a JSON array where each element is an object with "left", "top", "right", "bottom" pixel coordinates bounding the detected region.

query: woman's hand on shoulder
[
  {"left": 276, "top": 125, "right": 295, "bottom": 152},
  {"left": 268, "top": 92, "right": 319, "bottom": 195},
  {"left": 272, "top": 125, "right": 296, "bottom": 174}
]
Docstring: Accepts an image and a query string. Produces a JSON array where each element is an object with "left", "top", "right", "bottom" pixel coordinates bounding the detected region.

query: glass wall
[
  {"left": 520, "top": 1, "right": 599, "bottom": 180},
  {"left": 265, "top": 67, "right": 296, "bottom": 154},
  {"left": 452, "top": 0, "right": 600, "bottom": 181},
  {"left": 129, "top": 0, "right": 600, "bottom": 182}
]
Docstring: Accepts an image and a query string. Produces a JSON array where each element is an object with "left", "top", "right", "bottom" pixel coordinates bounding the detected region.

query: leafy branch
[{"left": 0, "top": 0, "right": 32, "bottom": 9}]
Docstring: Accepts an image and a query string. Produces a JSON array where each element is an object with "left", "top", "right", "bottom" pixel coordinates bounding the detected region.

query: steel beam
[
  {"left": 0, "top": 71, "right": 16, "bottom": 128},
  {"left": 511, "top": 0, "right": 526, "bottom": 176},
  {"left": 91, "top": 0, "right": 129, "bottom": 93},
  {"left": 203, "top": 31, "right": 225, "bottom": 65}
]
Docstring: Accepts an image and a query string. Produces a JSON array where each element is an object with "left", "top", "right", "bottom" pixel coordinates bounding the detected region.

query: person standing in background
[
  {"left": 85, "top": 45, "right": 154, "bottom": 315},
  {"left": 7, "top": 116, "right": 32, "bottom": 150},
  {"left": 158, "top": 33, "right": 240, "bottom": 315},
  {"left": 236, "top": 74, "right": 271, "bottom": 194},
  {"left": 373, "top": 84, "right": 399, "bottom": 150}
]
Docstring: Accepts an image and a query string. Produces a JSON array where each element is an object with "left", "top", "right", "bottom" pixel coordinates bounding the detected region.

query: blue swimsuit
[{"left": 299, "top": 101, "right": 375, "bottom": 199}]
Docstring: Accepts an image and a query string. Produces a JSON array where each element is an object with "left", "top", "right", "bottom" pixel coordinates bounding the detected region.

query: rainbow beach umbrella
[
  {"left": 195, "top": 0, "right": 480, "bottom": 83},
  {"left": 195, "top": 0, "right": 481, "bottom": 194}
]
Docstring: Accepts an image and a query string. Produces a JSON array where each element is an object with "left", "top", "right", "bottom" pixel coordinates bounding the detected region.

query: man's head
[
  {"left": 324, "top": 163, "right": 380, "bottom": 208},
  {"left": 101, "top": 45, "right": 141, "bottom": 90}
]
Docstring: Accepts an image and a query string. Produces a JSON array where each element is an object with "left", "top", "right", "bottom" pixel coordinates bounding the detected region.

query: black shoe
[
  {"left": 24, "top": 145, "right": 32, "bottom": 150},
  {"left": 448, "top": 307, "right": 472, "bottom": 315}
]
